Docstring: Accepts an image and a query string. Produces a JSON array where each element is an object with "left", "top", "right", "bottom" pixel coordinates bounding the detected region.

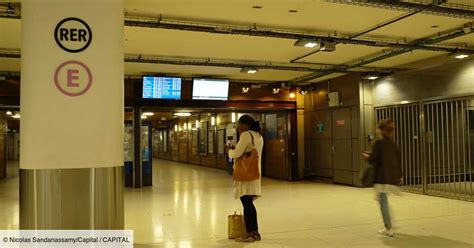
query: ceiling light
[
  {"left": 401, "top": 101, "right": 409, "bottom": 104},
  {"left": 175, "top": 112, "right": 191, "bottom": 117},
  {"left": 142, "top": 112, "right": 154, "bottom": 116},
  {"left": 294, "top": 39, "right": 319, "bottom": 48},
  {"left": 241, "top": 67, "right": 258, "bottom": 74},
  {"left": 300, "top": 90, "right": 308, "bottom": 96},
  {"left": 12, "top": 114, "right": 20, "bottom": 119},
  {"left": 454, "top": 54, "right": 469, "bottom": 59},
  {"left": 363, "top": 74, "right": 380, "bottom": 80},
  {"left": 272, "top": 88, "right": 280, "bottom": 94},
  {"left": 289, "top": 92, "right": 296, "bottom": 99},
  {"left": 141, "top": 115, "right": 147, "bottom": 119},
  {"left": 242, "top": 87, "right": 250, "bottom": 94},
  {"left": 6, "top": 111, "right": 12, "bottom": 116}
]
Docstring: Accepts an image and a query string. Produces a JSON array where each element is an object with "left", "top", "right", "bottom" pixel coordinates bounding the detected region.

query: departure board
[{"left": 143, "top": 76, "right": 182, "bottom": 99}]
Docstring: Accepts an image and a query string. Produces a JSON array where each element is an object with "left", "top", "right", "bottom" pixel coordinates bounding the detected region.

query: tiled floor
[{"left": 1, "top": 160, "right": 473, "bottom": 247}]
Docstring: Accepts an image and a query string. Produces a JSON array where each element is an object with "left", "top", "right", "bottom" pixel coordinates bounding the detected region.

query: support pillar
[{"left": 20, "top": 0, "right": 124, "bottom": 229}]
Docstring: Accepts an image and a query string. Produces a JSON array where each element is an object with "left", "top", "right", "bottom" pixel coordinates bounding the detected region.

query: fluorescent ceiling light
[
  {"left": 175, "top": 112, "right": 191, "bottom": 117},
  {"left": 241, "top": 67, "right": 258, "bottom": 74},
  {"left": 454, "top": 54, "right": 469, "bottom": 59},
  {"left": 142, "top": 112, "right": 154, "bottom": 116},
  {"left": 294, "top": 39, "right": 319, "bottom": 48}
]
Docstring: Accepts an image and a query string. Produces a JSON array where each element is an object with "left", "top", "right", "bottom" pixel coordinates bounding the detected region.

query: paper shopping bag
[{"left": 228, "top": 211, "right": 247, "bottom": 239}]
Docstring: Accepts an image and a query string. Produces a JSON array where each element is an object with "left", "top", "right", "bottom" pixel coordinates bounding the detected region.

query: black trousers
[{"left": 240, "top": 195, "right": 258, "bottom": 233}]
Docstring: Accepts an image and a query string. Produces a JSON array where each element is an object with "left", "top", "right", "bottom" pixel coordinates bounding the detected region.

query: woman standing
[
  {"left": 227, "top": 115, "right": 264, "bottom": 242},
  {"left": 363, "top": 119, "right": 402, "bottom": 237}
]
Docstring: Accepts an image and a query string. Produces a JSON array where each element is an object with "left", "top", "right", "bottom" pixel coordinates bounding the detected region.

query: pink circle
[{"left": 54, "top": 60, "right": 93, "bottom": 97}]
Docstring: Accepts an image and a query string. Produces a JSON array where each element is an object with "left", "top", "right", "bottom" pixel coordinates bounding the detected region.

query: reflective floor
[{"left": 1, "top": 160, "right": 473, "bottom": 247}]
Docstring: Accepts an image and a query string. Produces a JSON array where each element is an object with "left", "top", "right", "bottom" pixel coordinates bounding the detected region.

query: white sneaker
[{"left": 378, "top": 228, "right": 394, "bottom": 237}]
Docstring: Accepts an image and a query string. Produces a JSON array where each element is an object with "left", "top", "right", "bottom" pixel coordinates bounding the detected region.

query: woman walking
[
  {"left": 363, "top": 119, "right": 402, "bottom": 237},
  {"left": 227, "top": 115, "right": 264, "bottom": 242}
]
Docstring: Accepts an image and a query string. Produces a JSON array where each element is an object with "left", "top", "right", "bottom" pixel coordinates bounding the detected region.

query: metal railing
[{"left": 375, "top": 97, "right": 473, "bottom": 201}]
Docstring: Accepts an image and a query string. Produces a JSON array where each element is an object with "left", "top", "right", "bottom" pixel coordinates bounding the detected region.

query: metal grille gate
[{"left": 375, "top": 97, "right": 473, "bottom": 201}]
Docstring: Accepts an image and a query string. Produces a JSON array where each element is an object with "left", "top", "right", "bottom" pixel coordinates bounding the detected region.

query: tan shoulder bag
[{"left": 233, "top": 132, "right": 260, "bottom": 182}]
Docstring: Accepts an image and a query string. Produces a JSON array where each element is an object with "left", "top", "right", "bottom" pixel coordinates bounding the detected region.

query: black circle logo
[{"left": 54, "top": 17, "right": 92, "bottom": 53}]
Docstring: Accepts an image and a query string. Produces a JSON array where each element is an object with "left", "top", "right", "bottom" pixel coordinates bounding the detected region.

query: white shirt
[{"left": 228, "top": 131, "right": 264, "bottom": 199}]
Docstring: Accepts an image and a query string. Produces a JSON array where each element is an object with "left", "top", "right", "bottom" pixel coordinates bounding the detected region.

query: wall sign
[
  {"left": 336, "top": 120, "right": 345, "bottom": 126},
  {"left": 54, "top": 60, "right": 93, "bottom": 96},
  {"left": 54, "top": 17, "right": 92, "bottom": 53},
  {"left": 315, "top": 123, "right": 325, "bottom": 134}
]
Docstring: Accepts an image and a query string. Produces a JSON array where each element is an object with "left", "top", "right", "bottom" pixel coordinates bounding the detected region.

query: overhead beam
[
  {"left": 325, "top": 0, "right": 474, "bottom": 19},
  {"left": 1, "top": 9, "right": 472, "bottom": 53},
  {"left": 0, "top": 49, "right": 394, "bottom": 73},
  {"left": 124, "top": 17, "right": 473, "bottom": 54}
]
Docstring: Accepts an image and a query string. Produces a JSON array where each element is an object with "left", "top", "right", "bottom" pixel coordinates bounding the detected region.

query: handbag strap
[{"left": 248, "top": 131, "right": 255, "bottom": 147}]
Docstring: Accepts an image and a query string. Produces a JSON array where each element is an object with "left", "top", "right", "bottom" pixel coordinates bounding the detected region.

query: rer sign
[{"left": 55, "top": 17, "right": 92, "bottom": 53}]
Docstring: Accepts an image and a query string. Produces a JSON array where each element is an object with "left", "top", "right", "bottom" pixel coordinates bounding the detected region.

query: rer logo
[{"left": 54, "top": 17, "right": 92, "bottom": 53}]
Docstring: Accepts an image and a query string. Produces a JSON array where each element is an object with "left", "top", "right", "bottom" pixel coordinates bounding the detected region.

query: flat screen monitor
[
  {"left": 142, "top": 76, "right": 182, "bottom": 100},
  {"left": 192, "top": 78, "right": 229, "bottom": 100}
]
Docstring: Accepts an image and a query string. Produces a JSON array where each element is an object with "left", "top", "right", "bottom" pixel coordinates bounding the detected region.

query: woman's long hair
[{"left": 238, "top": 115, "right": 262, "bottom": 134}]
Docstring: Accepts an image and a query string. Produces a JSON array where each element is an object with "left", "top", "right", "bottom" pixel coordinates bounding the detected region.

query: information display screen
[
  {"left": 143, "top": 76, "right": 182, "bottom": 99},
  {"left": 192, "top": 78, "right": 229, "bottom": 100}
]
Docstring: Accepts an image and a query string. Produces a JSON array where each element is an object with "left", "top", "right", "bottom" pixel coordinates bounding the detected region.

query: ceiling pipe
[
  {"left": 290, "top": 10, "right": 420, "bottom": 62},
  {"left": 0, "top": 49, "right": 393, "bottom": 73},
  {"left": 0, "top": 9, "right": 471, "bottom": 53},
  {"left": 324, "top": 0, "right": 474, "bottom": 19},
  {"left": 124, "top": 17, "right": 473, "bottom": 54},
  {"left": 293, "top": 24, "right": 473, "bottom": 84}
]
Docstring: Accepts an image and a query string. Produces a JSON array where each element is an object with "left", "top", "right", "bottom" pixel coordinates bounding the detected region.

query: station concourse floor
[{"left": 1, "top": 160, "right": 473, "bottom": 247}]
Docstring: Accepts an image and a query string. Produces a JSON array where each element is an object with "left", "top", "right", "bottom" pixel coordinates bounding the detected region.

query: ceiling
[{"left": 0, "top": 0, "right": 473, "bottom": 84}]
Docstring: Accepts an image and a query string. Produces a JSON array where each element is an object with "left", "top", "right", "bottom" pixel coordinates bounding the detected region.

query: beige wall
[{"left": 374, "top": 59, "right": 474, "bottom": 106}]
